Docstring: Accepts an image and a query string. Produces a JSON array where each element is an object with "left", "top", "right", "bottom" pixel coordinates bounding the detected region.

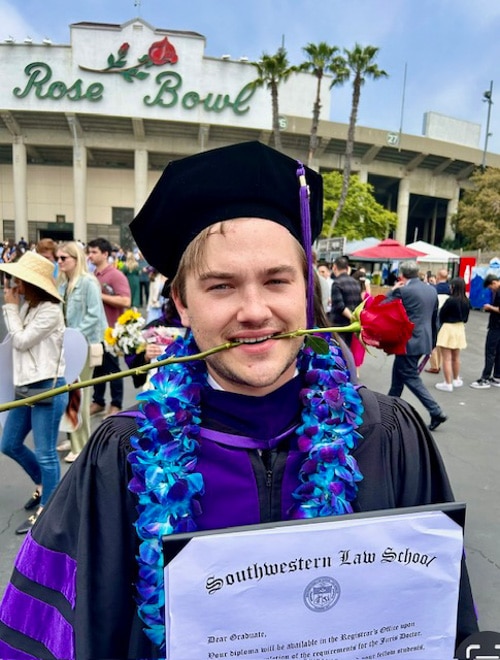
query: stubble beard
[{"left": 204, "top": 339, "right": 302, "bottom": 394}]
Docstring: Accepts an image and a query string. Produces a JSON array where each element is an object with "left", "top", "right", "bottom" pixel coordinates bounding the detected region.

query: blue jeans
[
  {"left": 388, "top": 355, "right": 443, "bottom": 418},
  {"left": 1, "top": 378, "right": 68, "bottom": 507}
]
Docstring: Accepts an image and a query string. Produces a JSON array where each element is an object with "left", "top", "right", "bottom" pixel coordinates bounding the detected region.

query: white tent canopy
[{"left": 407, "top": 240, "right": 460, "bottom": 263}]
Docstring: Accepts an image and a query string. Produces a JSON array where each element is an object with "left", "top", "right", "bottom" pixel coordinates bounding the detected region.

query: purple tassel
[{"left": 296, "top": 162, "right": 314, "bottom": 327}]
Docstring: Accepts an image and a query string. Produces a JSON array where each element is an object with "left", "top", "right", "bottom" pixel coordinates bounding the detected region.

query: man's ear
[{"left": 171, "top": 291, "right": 191, "bottom": 328}]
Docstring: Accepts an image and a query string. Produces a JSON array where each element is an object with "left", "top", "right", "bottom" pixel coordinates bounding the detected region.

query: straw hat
[{"left": 0, "top": 251, "right": 63, "bottom": 302}]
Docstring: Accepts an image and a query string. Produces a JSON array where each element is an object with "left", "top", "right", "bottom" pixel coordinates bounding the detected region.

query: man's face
[
  {"left": 173, "top": 218, "right": 307, "bottom": 396},
  {"left": 87, "top": 247, "right": 107, "bottom": 268},
  {"left": 488, "top": 280, "right": 500, "bottom": 293},
  {"left": 318, "top": 265, "right": 330, "bottom": 279}
]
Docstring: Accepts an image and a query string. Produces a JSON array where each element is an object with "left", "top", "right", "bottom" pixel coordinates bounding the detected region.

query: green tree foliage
[
  {"left": 322, "top": 171, "right": 397, "bottom": 239},
  {"left": 330, "top": 44, "right": 388, "bottom": 231},
  {"left": 452, "top": 168, "right": 500, "bottom": 250},
  {"left": 300, "top": 42, "right": 347, "bottom": 166},
  {"left": 250, "top": 47, "right": 298, "bottom": 152}
]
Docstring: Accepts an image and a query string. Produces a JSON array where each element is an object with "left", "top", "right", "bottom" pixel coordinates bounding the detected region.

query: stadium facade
[{"left": 1, "top": 18, "right": 498, "bottom": 248}]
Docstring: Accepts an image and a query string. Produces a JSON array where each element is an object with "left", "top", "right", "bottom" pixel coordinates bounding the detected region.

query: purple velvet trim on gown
[
  {"left": 0, "top": 640, "right": 33, "bottom": 660},
  {"left": 0, "top": 640, "right": 35, "bottom": 660},
  {"left": 200, "top": 375, "right": 303, "bottom": 440},
  {"left": 199, "top": 425, "right": 298, "bottom": 449},
  {"left": 195, "top": 376, "right": 305, "bottom": 528},
  {"left": 196, "top": 430, "right": 306, "bottom": 528},
  {"left": 195, "top": 439, "right": 262, "bottom": 528},
  {"left": 0, "top": 532, "right": 76, "bottom": 659},
  {"left": 0, "top": 584, "right": 74, "bottom": 659},
  {"left": 15, "top": 532, "right": 76, "bottom": 607}
]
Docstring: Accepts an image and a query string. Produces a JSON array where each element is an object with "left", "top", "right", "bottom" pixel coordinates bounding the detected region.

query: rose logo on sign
[{"left": 79, "top": 36, "right": 178, "bottom": 82}]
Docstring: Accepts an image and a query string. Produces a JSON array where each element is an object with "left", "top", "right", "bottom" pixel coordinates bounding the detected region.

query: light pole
[{"left": 482, "top": 80, "right": 493, "bottom": 170}]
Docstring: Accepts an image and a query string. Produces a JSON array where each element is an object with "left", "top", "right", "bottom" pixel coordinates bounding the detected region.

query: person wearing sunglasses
[
  {"left": 0, "top": 143, "right": 478, "bottom": 659},
  {"left": 56, "top": 242, "right": 107, "bottom": 463}
]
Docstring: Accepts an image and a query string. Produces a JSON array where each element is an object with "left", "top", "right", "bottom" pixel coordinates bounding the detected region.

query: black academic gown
[{"left": 0, "top": 385, "right": 478, "bottom": 659}]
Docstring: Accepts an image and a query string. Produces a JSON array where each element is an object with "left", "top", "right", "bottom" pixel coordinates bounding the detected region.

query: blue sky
[{"left": 3, "top": 0, "right": 500, "bottom": 154}]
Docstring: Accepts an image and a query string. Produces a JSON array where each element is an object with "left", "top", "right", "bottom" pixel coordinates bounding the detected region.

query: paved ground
[{"left": 0, "top": 302, "right": 498, "bottom": 633}]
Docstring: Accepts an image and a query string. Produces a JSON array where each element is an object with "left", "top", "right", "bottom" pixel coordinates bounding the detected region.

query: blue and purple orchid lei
[{"left": 127, "top": 332, "right": 364, "bottom": 654}]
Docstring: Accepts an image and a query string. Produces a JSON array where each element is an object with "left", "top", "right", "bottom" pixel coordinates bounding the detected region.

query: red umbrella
[{"left": 349, "top": 238, "right": 427, "bottom": 261}]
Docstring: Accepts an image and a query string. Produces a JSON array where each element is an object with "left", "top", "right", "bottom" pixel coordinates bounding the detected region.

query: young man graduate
[{"left": 0, "top": 142, "right": 478, "bottom": 659}]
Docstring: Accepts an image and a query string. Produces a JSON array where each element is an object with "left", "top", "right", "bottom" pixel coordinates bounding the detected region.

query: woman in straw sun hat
[{"left": 0, "top": 251, "right": 68, "bottom": 535}]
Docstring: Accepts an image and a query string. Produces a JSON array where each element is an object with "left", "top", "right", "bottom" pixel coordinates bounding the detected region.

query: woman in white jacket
[{"left": 0, "top": 252, "right": 68, "bottom": 534}]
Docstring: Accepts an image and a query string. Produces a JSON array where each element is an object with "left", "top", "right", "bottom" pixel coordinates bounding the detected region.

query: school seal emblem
[{"left": 303, "top": 576, "right": 341, "bottom": 612}]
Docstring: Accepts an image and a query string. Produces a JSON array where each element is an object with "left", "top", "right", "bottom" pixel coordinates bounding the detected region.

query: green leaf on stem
[{"left": 305, "top": 335, "right": 330, "bottom": 354}]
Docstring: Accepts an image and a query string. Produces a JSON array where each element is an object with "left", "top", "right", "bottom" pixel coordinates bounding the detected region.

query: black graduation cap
[{"left": 130, "top": 141, "right": 323, "bottom": 280}]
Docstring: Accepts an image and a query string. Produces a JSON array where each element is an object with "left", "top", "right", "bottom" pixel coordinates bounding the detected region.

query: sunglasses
[{"left": 57, "top": 255, "right": 71, "bottom": 262}]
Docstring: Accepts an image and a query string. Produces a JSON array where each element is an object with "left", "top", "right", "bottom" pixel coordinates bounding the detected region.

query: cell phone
[{"left": 102, "top": 283, "right": 115, "bottom": 295}]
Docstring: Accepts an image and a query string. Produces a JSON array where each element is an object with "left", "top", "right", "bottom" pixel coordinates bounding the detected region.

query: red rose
[
  {"left": 148, "top": 37, "right": 178, "bottom": 65},
  {"left": 359, "top": 295, "right": 414, "bottom": 355},
  {"left": 118, "top": 42, "right": 130, "bottom": 57}
]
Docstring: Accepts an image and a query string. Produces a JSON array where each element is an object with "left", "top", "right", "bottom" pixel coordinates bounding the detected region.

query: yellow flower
[
  {"left": 104, "top": 327, "right": 117, "bottom": 345},
  {"left": 118, "top": 309, "right": 142, "bottom": 325}
]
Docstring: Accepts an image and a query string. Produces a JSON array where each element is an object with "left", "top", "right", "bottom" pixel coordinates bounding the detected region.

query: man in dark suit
[{"left": 385, "top": 261, "right": 447, "bottom": 431}]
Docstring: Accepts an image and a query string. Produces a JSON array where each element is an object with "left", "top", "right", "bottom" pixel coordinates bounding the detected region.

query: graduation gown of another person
[{"left": 0, "top": 377, "right": 478, "bottom": 659}]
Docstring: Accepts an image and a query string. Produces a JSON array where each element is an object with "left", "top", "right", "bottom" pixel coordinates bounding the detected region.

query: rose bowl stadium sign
[{"left": 10, "top": 29, "right": 256, "bottom": 116}]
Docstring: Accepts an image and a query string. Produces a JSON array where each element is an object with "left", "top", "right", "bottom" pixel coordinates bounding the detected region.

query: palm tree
[
  {"left": 250, "top": 47, "right": 298, "bottom": 152},
  {"left": 331, "top": 44, "right": 388, "bottom": 230},
  {"left": 301, "top": 42, "right": 348, "bottom": 167}
]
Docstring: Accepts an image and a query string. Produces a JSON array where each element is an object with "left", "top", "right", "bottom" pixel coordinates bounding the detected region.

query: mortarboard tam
[{"left": 130, "top": 141, "right": 323, "bottom": 281}]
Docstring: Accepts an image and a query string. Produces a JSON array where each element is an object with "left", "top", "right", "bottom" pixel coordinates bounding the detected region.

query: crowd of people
[
  {"left": 0, "top": 236, "right": 167, "bottom": 532},
  {"left": 316, "top": 255, "right": 500, "bottom": 402},
  {"left": 0, "top": 140, "right": 497, "bottom": 657},
  {"left": 1, "top": 225, "right": 498, "bottom": 536}
]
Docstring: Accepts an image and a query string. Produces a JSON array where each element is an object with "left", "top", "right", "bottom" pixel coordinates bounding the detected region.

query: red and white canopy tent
[{"left": 348, "top": 238, "right": 427, "bottom": 261}]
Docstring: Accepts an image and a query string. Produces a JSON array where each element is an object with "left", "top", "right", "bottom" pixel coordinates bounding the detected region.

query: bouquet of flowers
[
  {"left": 142, "top": 325, "right": 185, "bottom": 347},
  {"left": 104, "top": 309, "right": 146, "bottom": 356}
]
